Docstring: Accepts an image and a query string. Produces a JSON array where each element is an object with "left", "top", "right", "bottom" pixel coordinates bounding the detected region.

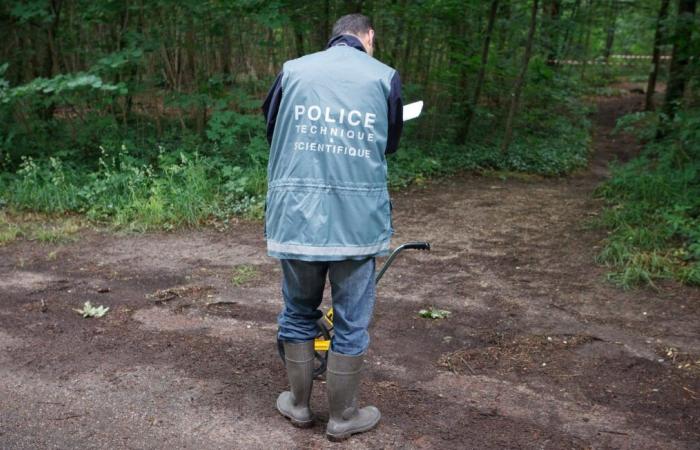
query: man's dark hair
[{"left": 331, "top": 14, "right": 372, "bottom": 38}]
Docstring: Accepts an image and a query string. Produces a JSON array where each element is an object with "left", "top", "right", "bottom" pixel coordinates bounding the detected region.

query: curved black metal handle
[
  {"left": 375, "top": 241, "right": 431, "bottom": 284},
  {"left": 400, "top": 241, "right": 431, "bottom": 251}
]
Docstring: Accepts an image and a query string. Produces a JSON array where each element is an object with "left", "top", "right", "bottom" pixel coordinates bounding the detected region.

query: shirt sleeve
[
  {"left": 262, "top": 72, "right": 283, "bottom": 145},
  {"left": 385, "top": 71, "right": 403, "bottom": 155}
]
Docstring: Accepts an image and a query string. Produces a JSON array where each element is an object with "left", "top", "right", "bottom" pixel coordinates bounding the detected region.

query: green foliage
[
  {"left": 230, "top": 264, "right": 258, "bottom": 286},
  {"left": 0, "top": 0, "right": 678, "bottom": 242},
  {"left": 73, "top": 301, "right": 109, "bottom": 318},
  {"left": 93, "top": 48, "right": 144, "bottom": 74},
  {"left": 109, "top": 151, "right": 220, "bottom": 230},
  {"left": 418, "top": 307, "right": 451, "bottom": 319},
  {"left": 1, "top": 144, "right": 263, "bottom": 230},
  {"left": 595, "top": 109, "right": 700, "bottom": 288},
  {"left": 9, "top": 156, "right": 84, "bottom": 212},
  {"left": 614, "top": 111, "right": 660, "bottom": 142},
  {"left": 3, "top": 73, "right": 124, "bottom": 102},
  {"left": 220, "top": 165, "right": 266, "bottom": 219},
  {"left": 207, "top": 108, "right": 270, "bottom": 168},
  {"left": 388, "top": 100, "right": 591, "bottom": 189}
]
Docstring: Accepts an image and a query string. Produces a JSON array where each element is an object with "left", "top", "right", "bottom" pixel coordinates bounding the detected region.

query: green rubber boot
[
  {"left": 276, "top": 340, "right": 315, "bottom": 428},
  {"left": 326, "top": 350, "right": 381, "bottom": 441}
]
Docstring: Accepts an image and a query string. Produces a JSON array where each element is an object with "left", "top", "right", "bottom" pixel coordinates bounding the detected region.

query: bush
[
  {"left": 8, "top": 156, "right": 84, "bottom": 213},
  {"left": 1, "top": 144, "right": 268, "bottom": 230},
  {"left": 594, "top": 108, "right": 700, "bottom": 288}
]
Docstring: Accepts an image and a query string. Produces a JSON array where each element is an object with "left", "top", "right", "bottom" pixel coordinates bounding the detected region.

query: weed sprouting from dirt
[
  {"left": 230, "top": 264, "right": 258, "bottom": 286},
  {"left": 73, "top": 301, "right": 109, "bottom": 318},
  {"left": 418, "top": 307, "right": 451, "bottom": 319}
]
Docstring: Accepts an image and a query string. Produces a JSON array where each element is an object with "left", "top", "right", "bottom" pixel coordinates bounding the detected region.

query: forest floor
[{"left": 1, "top": 90, "right": 699, "bottom": 449}]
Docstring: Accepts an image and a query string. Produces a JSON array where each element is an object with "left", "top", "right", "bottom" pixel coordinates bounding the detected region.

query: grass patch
[
  {"left": 0, "top": 210, "right": 87, "bottom": 245},
  {"left": 230, "top": 264, "right": 258, "bottom": 286},
  {"left": 0, "top": 225, "right": 21, "bottom": 245},
  {"left": 32, "top": 219, "right": 82, "bottom": 243},
  {"left": 0, "top": 212, "right": 22, "bottom": 245}
]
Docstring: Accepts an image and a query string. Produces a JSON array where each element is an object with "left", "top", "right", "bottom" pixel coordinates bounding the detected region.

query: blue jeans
[{"left": 277, "top": 258, "right": 376, "bottom": 356}]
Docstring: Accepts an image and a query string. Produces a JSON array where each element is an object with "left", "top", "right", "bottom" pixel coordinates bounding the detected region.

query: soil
[{"left": 1, "top": 91, "right": 699, "bottom": 449}]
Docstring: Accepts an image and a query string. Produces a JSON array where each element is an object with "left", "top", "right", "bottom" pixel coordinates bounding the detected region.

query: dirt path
[{"left": 1, "top": 93, "right": 699, "bottom": 449}]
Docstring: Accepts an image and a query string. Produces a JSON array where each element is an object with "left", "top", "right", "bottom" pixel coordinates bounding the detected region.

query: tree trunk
[
  {"left": 645, "top": 0, "right": 670, "bottom": 111},
  {"left": 496, "top": 0, "right": 511, "bottom": 53},
  {"left": 40, "top": 0, "right": 63, "bottom": 121},
  {"left": 293, "top": 24, "right": 304, "bottom": 58},
  {"left": 561, "top": 0, "right": 582, "bottom": 62},
  {"left": 317, "top": 0, "right": 331, "bottom": 49},
  {"left": 663, "top": 0, "right": 697, "bottom": 120},
  {"left": 580, "top": 0, "right": 595, "bottom": 80},
  {"left": 501, "top": 0, "right": 539, "bottom": 154},
  {"left": 186, "top": 15, "right": 196, "bottom": 88},
  {"left": 603, "top": 0, "right": 618, "bottom": 62},
  {"left": 543, "top": 0, "right": 562, "bottom": 65},
  {"left": 44, "top": 0, "right": 63, "bottom": 78},
  {"left": 221, "top": 22, "right": 232, "bottom": 79},
  {"left": 391, "top": 0, "right": 407, "bottom": 67},
  {"left": 461, "top": 0, "right": 499, "bottom": 142}
]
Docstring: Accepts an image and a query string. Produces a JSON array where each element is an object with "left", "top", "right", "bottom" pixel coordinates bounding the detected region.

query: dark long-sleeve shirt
[{"left": 262, "top": 34, "right": 403, "bottom": 154}]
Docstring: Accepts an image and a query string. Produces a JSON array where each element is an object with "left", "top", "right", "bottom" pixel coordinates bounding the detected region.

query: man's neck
[{"left": 327, "top": 34, "right": 366, "bottom": 53}]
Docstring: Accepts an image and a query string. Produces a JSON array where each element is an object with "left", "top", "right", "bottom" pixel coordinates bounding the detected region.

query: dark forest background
[{"left": 0, "top": 0, "right": 698, "bottom": 287}]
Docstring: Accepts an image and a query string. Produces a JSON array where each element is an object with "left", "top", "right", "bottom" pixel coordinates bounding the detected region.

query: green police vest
[{"left": 265, "top": 44, "right": 397, "bottom": 261}]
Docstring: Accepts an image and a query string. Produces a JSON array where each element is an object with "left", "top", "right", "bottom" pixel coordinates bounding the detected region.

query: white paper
[{"left": 403, "top": 101, "right": 423, "bottom": 121}]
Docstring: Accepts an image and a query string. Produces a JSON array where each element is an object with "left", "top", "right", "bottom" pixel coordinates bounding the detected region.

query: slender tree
[
  {"left": 560, "top": 0, "right": 583, "bottom": 63},
  {"left": 501, "top": 0, "right": 539, "bottom": 154},
  {"left": 646, "top": 0, "right": 671, "bottom": 111},
  {"left": 543, "top": 0, "right": 562, "bottom": 65},
  {"left": 580, "top": 0, "right": 595, "bottom": 80},
  {"left": 603, "top": 0, "right": 619, "bottom": 62},
  {"left": 663, "top": 0, "right": 697, "bottom": 120},
  {"left": 461, "top": 0, "right": 499, "bottom": 141}
]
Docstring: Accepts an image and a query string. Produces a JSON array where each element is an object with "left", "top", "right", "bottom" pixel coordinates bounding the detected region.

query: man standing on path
[{"left": 261, "top": 13, "right": 403, "bottom": 441}]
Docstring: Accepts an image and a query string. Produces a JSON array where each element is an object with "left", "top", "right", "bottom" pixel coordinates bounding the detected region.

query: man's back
[
  {"left": 269, "top": 45, "right": 394, "bottom": 184},
  {"left": 264, "top": 37, "right": 400, "bottom": 261}
]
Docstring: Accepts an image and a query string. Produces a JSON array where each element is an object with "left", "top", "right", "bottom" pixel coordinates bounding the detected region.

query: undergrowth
[
  {"left": 0, "top": 64, "right": 592, "bottom": 233},
  {"left": 594, "top": 108, "right": 700, "bottom": 288},
  {"left": 0, "top": 102, "right": 591, "bottom": 231}
]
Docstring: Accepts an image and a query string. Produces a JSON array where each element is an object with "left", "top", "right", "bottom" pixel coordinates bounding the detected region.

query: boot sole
[
  {"left": 276, "top": 398, "right": 314, "bottom": 428},
  {"left": 326, "top": 419, "right": 379, "bottom": 442},
  {"left": 286, "top": 416, "right": 315, "bottom": 429},
  {"left": 278, "top": 409, "right": 315, "bottom": 428}
]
